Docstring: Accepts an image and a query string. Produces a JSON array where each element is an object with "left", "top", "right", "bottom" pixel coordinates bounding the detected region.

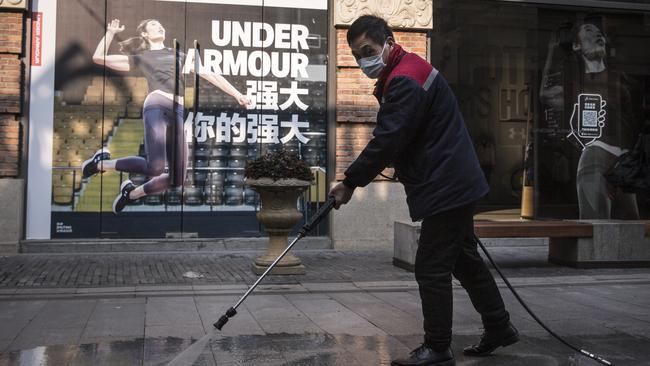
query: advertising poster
[
  {"left": 536, "top": 10, "right": 650, "bottom": 219},
  {"left": 31, "top": 0, "right": 328, "bottom": 238}
]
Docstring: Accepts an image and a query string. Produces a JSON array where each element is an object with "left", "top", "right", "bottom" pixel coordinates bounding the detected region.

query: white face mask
[{"left": 358, "top": 42, "right": 388, "bottom": 79}]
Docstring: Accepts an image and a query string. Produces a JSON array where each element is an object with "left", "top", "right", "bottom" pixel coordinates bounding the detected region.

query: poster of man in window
[{"left": 538, "top": 12, "right": 649, "bottom": 220}]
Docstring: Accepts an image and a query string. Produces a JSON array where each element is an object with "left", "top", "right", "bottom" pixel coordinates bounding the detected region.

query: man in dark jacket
[{"left": 329, "top": 15, "right": 518, "bottom": 366}]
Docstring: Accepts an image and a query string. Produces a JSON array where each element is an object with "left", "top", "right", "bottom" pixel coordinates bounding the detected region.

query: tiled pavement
[
  {"left": 0, "top": 247, "right": 648, "bottom": 365},
  {"left": 2, "top": 247, "right": 649, "bottom": 288}
]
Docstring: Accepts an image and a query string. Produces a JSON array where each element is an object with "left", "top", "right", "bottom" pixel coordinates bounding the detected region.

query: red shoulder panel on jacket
[{"left": 384, "top": 53, "right": 433, "bottom": 94}]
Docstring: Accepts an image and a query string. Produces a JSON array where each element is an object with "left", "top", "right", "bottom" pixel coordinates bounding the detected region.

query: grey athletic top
[{"left": 130, "top": 48, "right": 185, "bottom": 95}]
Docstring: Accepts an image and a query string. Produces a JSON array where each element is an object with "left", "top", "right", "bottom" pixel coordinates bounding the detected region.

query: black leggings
[
  {"left": 415, "top": 202, "right": 510, "bottom": 350},
  {"left": 115, "top": 93, "right": 187, "bottom": 195}
]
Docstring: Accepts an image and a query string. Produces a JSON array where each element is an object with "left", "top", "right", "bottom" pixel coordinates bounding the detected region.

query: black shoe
[
  {"left": 463, "top": 322, "right": 519, "bottom": 357},
  {"left": 391, "top": 345, "right": 455, "bottom": 366},
  {"left": 82, "top": 148, "right": 111, "bottom": 178},
  {"left": 112, "top": 179, "right": 135, "bottom": 214}
]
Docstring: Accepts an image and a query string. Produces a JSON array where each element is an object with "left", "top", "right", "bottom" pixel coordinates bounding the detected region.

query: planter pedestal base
[
  {"left": 245, "top": 178, "right": 312, "bottom": 276},
  {"left": 251, "top": 263, "right": 306, "bottom": 275},
  {"left": 252, "top": 250, "right": 306, "bottom": 275}
]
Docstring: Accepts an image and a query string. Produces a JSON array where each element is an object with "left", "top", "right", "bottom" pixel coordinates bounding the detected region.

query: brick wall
[
  {"left": 0, "top": 115, "right": 20, "bottom": 176},
  {"left": 0, "top": 11, "right": 24, "bottom": 177},
  {"left": 335, "top": 29, "right": 428, "bottom": 180}
]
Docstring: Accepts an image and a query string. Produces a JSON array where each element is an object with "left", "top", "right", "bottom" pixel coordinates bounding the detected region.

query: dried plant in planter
[{"left": 245, "top": 149, "right": 313, "bottom": 182}]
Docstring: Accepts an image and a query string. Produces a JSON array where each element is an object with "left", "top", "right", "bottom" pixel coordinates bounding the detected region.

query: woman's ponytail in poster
[{"left": 118, "top": 19, "right": 156, "bottom": 54}]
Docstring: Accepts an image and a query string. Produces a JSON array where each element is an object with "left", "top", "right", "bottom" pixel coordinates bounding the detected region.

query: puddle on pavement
[{"left": 0, "top": 333, "right": 637, "bottom": 365}]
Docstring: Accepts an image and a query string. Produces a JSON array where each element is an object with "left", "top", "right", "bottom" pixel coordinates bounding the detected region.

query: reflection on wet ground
[{"left": 0, "top": 332, "right": 645, "bottom": 366}]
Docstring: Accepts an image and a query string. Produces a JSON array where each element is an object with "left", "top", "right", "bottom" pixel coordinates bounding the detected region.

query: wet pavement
[
  {"left": 0, "top": 281, "right": 649, "bottom": 365},
  {"left": 3, "top": 333, "right": 645, "bottom": 366},
  {"left": 0, "top": 247, "right": 649, "bottom": 365}
]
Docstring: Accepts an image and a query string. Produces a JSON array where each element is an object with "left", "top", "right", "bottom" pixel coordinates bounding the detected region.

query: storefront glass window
[
  {"left": 431, "top": 0, "right": 650, "bottom": 219},
  {"left": 40, "top": 0, "right": 329, "bottom": 239}
]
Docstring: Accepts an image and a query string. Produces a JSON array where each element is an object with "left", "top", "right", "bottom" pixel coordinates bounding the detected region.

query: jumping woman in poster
[{"left": 83, "top": 19, "right": 250, "bottom": 213}]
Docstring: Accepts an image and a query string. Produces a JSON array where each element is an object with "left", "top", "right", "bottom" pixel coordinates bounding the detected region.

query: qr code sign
[{"left": 582, "top": 110, "right": 598, "bottom": 127}]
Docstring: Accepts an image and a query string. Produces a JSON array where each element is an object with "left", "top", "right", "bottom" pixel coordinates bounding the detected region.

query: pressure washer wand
[{"left": 214, "top": 196, "right": 337, "bottom": 331}]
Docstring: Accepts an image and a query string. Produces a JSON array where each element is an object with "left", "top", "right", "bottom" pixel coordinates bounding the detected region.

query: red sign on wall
[{"left": 31, "top": 12, "right": 43, "bottom": 66}]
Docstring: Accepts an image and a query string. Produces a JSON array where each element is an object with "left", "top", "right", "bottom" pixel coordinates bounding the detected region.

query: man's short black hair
[{"left": 346, "top": 15, "right": 393, "bottom": 46}]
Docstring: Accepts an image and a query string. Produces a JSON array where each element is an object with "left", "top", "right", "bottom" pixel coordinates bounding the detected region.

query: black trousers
[{"left": 415, "top": 202, "right": 510, "bottom": 350}]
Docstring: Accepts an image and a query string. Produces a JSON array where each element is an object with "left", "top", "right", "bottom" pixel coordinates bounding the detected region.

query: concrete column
[
  {"left": 331, "top": 181, "right": 411, "bottom": 250},
  {"left": 330, "top": 0, "right": 432, "bottom": 249}
]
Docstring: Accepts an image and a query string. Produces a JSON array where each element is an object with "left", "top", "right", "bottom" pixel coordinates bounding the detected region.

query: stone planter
[{"left": 246, "top": 178, "right": 311, "bottom": 275}]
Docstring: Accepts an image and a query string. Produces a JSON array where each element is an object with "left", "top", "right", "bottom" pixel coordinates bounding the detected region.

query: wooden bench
[
  {"left": 393, "top": 220, "right": 650, "bottom": 270},
  {"left": 474, "top": 220, "right": 593, "bottom": 238}
]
